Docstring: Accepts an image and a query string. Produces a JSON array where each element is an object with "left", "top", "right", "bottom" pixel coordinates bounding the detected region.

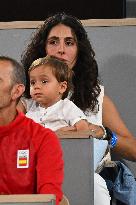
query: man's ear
[
  {"left": 11, "top": 84, "right": 25, "bottom": 101},
  {"left": 59, "top": 81, "right": 67, "bottom": 94}
]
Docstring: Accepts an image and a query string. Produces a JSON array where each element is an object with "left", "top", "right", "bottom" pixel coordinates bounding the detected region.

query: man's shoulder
[
  {"left": 24, "top": 114, "right": 51, "bottom": 131},
  {"left": 24, "top": 114, "right": 59, "bottom": 149}
]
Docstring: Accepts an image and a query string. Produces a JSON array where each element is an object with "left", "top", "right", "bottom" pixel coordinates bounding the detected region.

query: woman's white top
[{"left": 84, "top": 85, "right": 104, "bottom": 125}]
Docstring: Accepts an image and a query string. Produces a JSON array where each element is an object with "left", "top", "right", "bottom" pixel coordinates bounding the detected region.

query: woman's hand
[{"left": 88, "top": 123, "right": 105, "bottom": 139}]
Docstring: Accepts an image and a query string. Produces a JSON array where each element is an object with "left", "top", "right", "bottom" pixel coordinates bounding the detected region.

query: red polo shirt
[{"left": 0, "top": 112, "right": 64, "bottom": 205}]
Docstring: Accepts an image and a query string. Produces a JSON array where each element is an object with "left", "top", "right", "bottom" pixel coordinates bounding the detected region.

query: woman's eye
[
  {"left": 47, "top": 40, "right": 58, "bottom": 45},
  {"left": 65, "top": 40, "right": 74, "bottom": 46}
]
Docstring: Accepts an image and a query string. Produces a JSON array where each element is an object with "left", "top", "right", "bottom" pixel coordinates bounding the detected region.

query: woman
[{"left": 20, "top": 12, "right": 136, "bottom": 204}]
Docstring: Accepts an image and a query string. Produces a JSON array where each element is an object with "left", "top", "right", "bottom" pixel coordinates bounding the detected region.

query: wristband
[{"left": 108, "top": 132, "right": 118, "bottom": 148}]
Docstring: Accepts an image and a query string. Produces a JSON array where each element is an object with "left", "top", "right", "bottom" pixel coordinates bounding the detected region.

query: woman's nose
[{"left": 58, "top": 42, "right": 65, "bottom": 55}]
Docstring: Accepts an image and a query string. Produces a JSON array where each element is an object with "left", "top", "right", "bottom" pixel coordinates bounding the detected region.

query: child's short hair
[{"left": 29, "top": 55, "right": 73, "bottom": 99}]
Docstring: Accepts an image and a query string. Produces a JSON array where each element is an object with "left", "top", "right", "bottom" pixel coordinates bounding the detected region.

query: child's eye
[
  {"left": 42, "top": 80, "right": 48, "bottom": 84},
  {"left": 30, "top": 80, "right": 35, "bottom": 86}
]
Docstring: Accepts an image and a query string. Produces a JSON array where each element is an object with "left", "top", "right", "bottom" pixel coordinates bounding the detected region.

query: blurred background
[{"left": 0, "top": 0, "right": 135, "bottom": 21}]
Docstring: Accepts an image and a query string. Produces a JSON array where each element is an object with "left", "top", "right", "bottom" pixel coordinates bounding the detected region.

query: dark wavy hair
[{"left": 21, "top": 12, "right": 101, "bottom": 112}]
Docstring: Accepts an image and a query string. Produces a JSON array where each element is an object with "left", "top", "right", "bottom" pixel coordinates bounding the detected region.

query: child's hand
[{"left": 56, "top": 126, "right": 77, "bottom": 132}]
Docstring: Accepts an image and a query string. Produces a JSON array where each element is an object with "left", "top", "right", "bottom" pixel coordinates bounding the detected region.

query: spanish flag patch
[{"left": 17, "top": 150, "right": 29, "bottom": 168}]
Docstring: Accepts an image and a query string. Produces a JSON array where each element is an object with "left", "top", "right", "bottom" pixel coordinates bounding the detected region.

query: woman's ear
[
  {"left": 11, "top": 84, "right": 25, "bottom": 101},
  {"left": 59, "top": 81, "right": 67, "bottom": 95}
]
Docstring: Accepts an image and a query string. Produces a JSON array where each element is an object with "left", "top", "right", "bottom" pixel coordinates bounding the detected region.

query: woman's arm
[{"left": 103, "top": 95, "right": 136, "bottom": 161}]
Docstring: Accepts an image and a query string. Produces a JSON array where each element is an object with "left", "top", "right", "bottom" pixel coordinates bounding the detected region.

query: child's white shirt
[{"left": 25, "top": 98, "right": 87, "bottom": 131}]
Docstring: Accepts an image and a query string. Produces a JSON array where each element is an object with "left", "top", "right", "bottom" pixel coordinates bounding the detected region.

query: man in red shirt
[{"left": 0, "top": 56, "right": 64, "bottom": 205}]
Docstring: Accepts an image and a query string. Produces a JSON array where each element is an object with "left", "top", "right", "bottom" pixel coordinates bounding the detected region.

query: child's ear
[
  {"left": 11, "top": 84, "right": 25, "bottom": 101},
  {"left": 59, "top": 81, "right": 67, "bottom": 94}
]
